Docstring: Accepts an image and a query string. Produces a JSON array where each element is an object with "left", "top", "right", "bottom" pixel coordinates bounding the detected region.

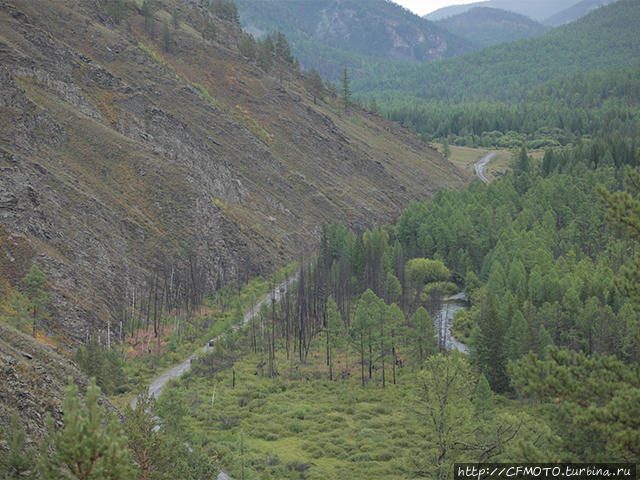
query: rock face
[
  {"left": 311, "top": 2, "right": 463, "bottom": 62},
  {"left": 0, "top": 321, "right": 117, "bottom": 446},
  {"left": 237, "top": 0, "right": 471, "bottom": 66},
  {"left": 0, "top": 0, "right": 470, "bottom": 345}
]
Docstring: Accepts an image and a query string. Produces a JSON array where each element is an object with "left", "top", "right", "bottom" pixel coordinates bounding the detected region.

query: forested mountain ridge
[
  {"left": 436, "top": 7, "right": 549, "bottom": 48},
  {"left": 0, "top": 0, "right": 467, "bottom": 346},
  {"left": 426, "top": 0, "right": 588, "bottom": 22},
  {"left": 544, "top": 0, "right": 617, "bottom": 26},
  {"left": 358, "top": 0, "right": 640, "bottom": 103},
  {"left": 235, "top": 0, "right": 472, "bottom": 81}
]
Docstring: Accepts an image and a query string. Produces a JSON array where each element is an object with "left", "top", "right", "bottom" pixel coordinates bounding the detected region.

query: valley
[{"left": 1, "top": 0, "right": 639, "bottom": 479}]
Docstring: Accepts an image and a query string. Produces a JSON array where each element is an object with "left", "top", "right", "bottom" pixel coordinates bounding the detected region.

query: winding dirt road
[
  {"left": 130, "top": 273, "right": 298, "bottom": 410},
  {"left": 475, "top": 151, "right": 497, "bottom": 183}
]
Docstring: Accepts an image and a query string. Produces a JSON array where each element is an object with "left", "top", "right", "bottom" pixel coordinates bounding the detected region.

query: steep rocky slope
[
  {"left": 235, "top": 0, "right": 471, "bottom": 80},
  {"left": 0, "top": 321, "right": 118, "bottom": 446},
  {"left": 0, "top": 0, "right": 469, "bottom": 345},
  {"left": 237, "top": 0, "right": 470, "bottom": 62}
]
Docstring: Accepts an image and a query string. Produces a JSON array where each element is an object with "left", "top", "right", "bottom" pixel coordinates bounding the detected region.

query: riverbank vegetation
[{"left": 143, "top": 136, "right": 640, "bottom": 477}]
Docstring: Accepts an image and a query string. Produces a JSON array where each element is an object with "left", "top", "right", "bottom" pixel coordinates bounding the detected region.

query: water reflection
[{"left": 432, "top": 293, "right": 469, "bottom": 353}]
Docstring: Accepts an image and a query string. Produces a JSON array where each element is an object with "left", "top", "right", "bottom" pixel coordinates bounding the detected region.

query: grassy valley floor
[{"left": 157, "top": 335, "right": 549, "bottom": 480}]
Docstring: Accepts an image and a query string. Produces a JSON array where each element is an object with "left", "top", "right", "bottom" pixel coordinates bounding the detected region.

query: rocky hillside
[
  {"left": 235, "top": 0, "right": 471, "bottom": 80},
  {"left": 0, "top": 320, "right": 117, "bottom": 446},
  {"left": 0, "top": 0, "right": 468, "bottom": 346}
]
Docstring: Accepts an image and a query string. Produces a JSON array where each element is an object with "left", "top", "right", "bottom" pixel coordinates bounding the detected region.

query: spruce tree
[
  {"left": 475, "top": 293, "right": 509, "bottom": 392},
  {"left": 504, "top": 310, "right": 528, "bottom": 361},
  {"left": 473, "top": 374, "right": 494, "bottom": 419}
]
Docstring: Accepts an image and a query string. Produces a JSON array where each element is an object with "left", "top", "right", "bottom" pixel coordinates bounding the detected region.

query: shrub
[
  {"left": 349, "top": 452, "right": 373, "bottom": 462},
  {"left": 218, "top": 414, "right": 241, "bottom": 429}
]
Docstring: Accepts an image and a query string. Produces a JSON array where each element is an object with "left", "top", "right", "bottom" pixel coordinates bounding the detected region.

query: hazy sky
[{"left": 394, "top": 0, "right": 480, "bottom": 16}]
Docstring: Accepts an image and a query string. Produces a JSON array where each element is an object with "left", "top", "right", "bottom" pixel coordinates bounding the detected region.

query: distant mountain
[
  {"left": 426, "top": 0, "right": 579, "bottom": 22},
  {"left": 425, "top": 2, "right": 490, "bottom": 20},
  {"left": 437, "top": 7, "right": 549, "bottom": 48},
  {"left": 358, "top": 0, "right": 640, "bottom": 103},
  {"left": 236, "top": 0, "right": 471, "bottom": 80},
  {"left": 544, "top": 0, "right": 617, "bottom": 26}
]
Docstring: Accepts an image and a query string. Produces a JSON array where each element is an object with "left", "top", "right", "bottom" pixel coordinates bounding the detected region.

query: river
[{"left": 435, "top": 293, "right": 469, "bottom": 353}]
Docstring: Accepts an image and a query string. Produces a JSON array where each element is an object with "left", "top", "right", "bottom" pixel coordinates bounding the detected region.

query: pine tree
[
  {"left": 385, "top": 303, "right": 405, "bottom": 385},
  {"left": 306, "top": 68, "right": 324, "bottom": 105},
  {"left": 342, "top": 67, "right": 351, "bottom": 114},
  {"left": 409, "top": 306, "right": 437, "bottom": 367},
  {"left": 369, "top": 97, "right": 378, "bottom": 115},
  {"left": 238, "top": 33, "right": 257, "bottom": 60},
  {"left": 515, "top": 144, "right": 530, "bottom": 174},
  {"left": 512, "top": 347, "right": 640, "bottom": 460},
  {"left": 142, "top": 0, "right": 154, "bottom": 36},
  {"left": 442, "top": 138, "right": 450, "bottom": 160},
  {"left": 171, "top": 8, "right": 179, "bottom": 29},
  {"left": 104, "top": 0, "right": 125, "bottom": 24},
  {"left": 38, "top": 379, "right": 134, "bottom": 480},
  {"left": 124, "top": 393, "right": 171, "bottom": 480},
  {"left": 600, "top": 166, "right": 640, "bottom": 306},
  {"left": 0, "top": 412, "right": 36, "bottom": 479},
  {"left": 410, "top": 352, "right": 474, "bottom": 480},
  {"left": 257, "top": 36, "right": 273, "bottom": 72},
  {"left": 351, "top": 289, "right": 377, "bottom": 387},
  {"left": 162, "top": 20, "right": 170, "bottom": 52},
  {"left": 326, "top": 295, "right": 343, "bottom": 380},
  {"left": 386, "top": 272, "right": 401, "bottom": 305},
  {"left": 23, "top": 264, "right": 49, "bottom": 338},
  {"left": 156, "top": 387, "right": 187, "bottom": 435}
]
